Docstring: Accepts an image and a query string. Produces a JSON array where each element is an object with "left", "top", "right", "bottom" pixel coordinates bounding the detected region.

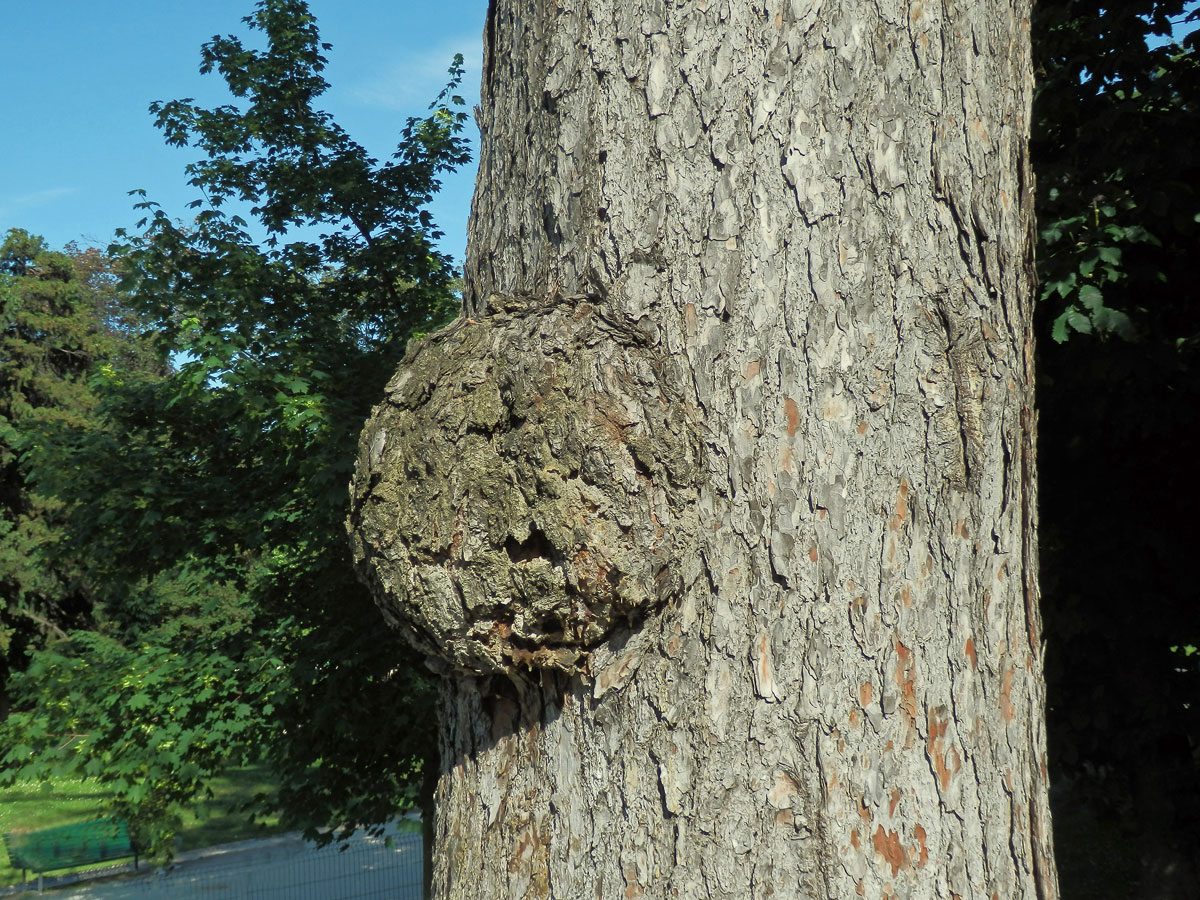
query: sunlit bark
[{"left": 350, "top": 0, "right": 1058, "bottom": 896}]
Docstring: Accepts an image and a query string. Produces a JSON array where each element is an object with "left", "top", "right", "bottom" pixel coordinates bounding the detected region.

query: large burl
[{"left": 348, "top": 295, "right": 704, "bottom": 677}]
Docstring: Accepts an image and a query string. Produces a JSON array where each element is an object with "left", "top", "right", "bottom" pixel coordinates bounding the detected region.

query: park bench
[{"left": 2, "top": 817, "right": 139, "bottom": 892}]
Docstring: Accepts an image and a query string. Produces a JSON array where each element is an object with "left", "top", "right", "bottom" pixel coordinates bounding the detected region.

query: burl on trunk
[{"left": 349, "top": 0, "right": 1058, "bottom": 897}]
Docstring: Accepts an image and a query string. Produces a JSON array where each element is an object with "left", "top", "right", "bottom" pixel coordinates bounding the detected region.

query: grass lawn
[{"left": 0, "top": 765, "right": 288, "bottom": 888}]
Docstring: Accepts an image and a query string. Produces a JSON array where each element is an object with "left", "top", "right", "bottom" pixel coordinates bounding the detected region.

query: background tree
[
  {"left": 1031, "top": 3, "right": 1200, "bottom": 897},
  {"left": 350, "top": 0, "right": 1056, "bottom": 897},
  {"left": 1, "top": 0, "right": 469, "bottom": 854},
  {"left": 0, "top": 230, "right": 162, "bottom": 717}
]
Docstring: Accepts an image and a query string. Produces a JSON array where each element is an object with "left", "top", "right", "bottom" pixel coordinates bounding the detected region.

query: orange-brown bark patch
[
  {"left": 926, "top": 707, "right": 960, "bottom": 792},
  {"left": 1001, "top": 667, "right": 1015, "bottom": 722},
  {"left": 888, "top": 788, "right": 901, "bottom": 817},
  {"left": 809, "top": 545, "right": 819, "bottom": 562},
  {"left": 972, "top": 117, "right": 990, "bottom": 145},
  {"left": 888, "top": 481, "right": 909, "bottom": 530},
  {"left": 873, "top": 826, "right": 907, "bottom": 876},
  {"left": 593, "top": 408, "right": 625, "bottom": 442},
  {"left": 914, "top": 824, "right": 929, "bottom": 867},
  {"left": 780, "top": 444, "right": 795, "bottom": 473},
  {"left": 965, "top": 637, "right": 977, "bottom": 670},
  {"left": 860, "top": 681, "right": 874, "bottom": 706},
  {"left": 785, "top": 397, "right": 800, "bottom": 436},
  {"left": 623, "top": 865, "right": 644, "bottom": 899},
  {"left": 757, "top": 632, "right": 773, "bottom": 687},
  {"left": 858, "top": 421, "right": 869, "bottom": 435},
  {"left": 509, "top": 823, "right": 544, "bottom": 874},
  {"left": 743, "top": 359, "right": 761, "bottom": 380},
  {"left": 894, "top": 640, "right": 917, "bottom": 719},
  {"left": 857, "top": 797, "right": 871, "bottom": 824},
  {"left": 850, "top": 828, "right": 860, "bottom": 849},
  {"left": 768, "top": 771, "right": 799, "bottom": 808}
]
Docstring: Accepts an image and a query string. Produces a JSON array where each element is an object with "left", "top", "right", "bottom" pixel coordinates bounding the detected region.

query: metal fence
[{"left": 13, "top": 827, "right": 423, "bottom": 900}]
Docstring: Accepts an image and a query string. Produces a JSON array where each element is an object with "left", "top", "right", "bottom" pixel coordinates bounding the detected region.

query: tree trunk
[{"left": 350, "top": 0, "right": 1059, "bottom": 897}]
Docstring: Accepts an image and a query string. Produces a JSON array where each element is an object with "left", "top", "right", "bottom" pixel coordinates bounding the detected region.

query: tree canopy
[{"left": 1, "top": 0, "right": 469, "bottom": 852}]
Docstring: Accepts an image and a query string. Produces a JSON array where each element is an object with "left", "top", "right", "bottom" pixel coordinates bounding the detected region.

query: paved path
[{"left": 8, "top": 826, "right": 422, "bottom": 900}]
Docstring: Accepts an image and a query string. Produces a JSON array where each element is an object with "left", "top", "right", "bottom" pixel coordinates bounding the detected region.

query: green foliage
[
  {"left": 0, "top": 230, "right": 162, "bottom": 710},
  {"left": 2, "top": 0, "right": 467, "bottom": 850},
  {"left": 1034, "top": 0, "right": 1199, "bottom": 342},
  {"left": 1032, "top": 1, "right": 1200, "bottom": 889},
  {"left": 1039, "top": 197, "right": 1150, "bottom": 342},
  {"left": 1, "top": 566, "right": 271, "bottom": 854},
  {"left": 1034, "top": 0, "right": 1200, "bottom": 756}
]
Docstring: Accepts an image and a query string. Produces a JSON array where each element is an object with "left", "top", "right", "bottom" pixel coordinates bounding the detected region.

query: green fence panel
[{"left": 2, "top": 818, "right": 136, "bottom": 873}]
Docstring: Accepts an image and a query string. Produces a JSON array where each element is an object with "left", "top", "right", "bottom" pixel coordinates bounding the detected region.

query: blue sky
[{"left": 0, "top": 1, "right": 486, "bottom": 266}]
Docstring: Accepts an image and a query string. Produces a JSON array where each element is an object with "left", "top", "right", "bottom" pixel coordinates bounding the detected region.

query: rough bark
[{"left": 349, "top": 0, "right": 1059, "bottom": 897}]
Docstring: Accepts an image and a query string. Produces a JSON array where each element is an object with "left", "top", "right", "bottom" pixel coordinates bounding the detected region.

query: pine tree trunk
[{"left": 350, "top": 0, "right": 1059, "bottom": 897}]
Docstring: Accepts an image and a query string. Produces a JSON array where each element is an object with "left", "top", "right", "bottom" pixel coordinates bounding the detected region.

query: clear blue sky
[{"left": 0, "top": 1, "right": 485, "bottom": 266}]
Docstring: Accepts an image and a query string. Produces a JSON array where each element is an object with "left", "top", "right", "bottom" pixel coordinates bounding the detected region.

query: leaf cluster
[
  {"left": 0, "top": 582, "right": 272, "bottom": 854},
  {"left": 1, "top": 231, "right": 163, "bottom": 711},
  {"left": 1033, "top": 0, "right": 1199, "bottom": 342}
]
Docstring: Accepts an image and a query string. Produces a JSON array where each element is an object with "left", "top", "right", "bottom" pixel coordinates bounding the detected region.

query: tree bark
[{"left": 350, "top": 0, "right": 1059, "bottom": 897}]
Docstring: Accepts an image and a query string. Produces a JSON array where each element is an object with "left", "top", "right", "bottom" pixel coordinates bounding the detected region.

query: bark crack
[
  {"left": 935, "top": 298, "right": 984, "bottom": 491},
  {"left": 484, "top": 0, "right": 498, "bottom": 98}
]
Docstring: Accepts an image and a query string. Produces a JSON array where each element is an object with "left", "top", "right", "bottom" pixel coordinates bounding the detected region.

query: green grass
[{"left": 0, "top": 766, "right": 289, "bottom": 888}]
